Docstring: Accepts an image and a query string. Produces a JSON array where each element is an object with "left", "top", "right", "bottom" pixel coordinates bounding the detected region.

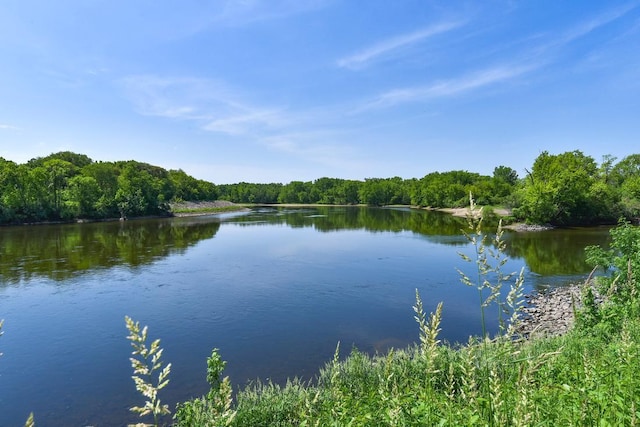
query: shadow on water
[{"left": 0, "top": 216, "right": 221, "bottom": 284}]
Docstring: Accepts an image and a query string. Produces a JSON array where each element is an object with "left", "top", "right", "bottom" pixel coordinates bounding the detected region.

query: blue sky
[{"left": 1, "top": 1, "right": 639, "bottom": 184}]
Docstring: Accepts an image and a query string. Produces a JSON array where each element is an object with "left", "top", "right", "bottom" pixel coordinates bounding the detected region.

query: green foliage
[
  {"left": 218, "top": 170, "right": 511, "bottom": 208},
  {"left": 0, "top": 152, "right": 225, "bottom": 224},
  {"left": 515, "top": 150, "right": 624, "bottom": 225},
  {"left": 168, "top": 169, "right": 218, "bottom": 202},
  {"left": 493, "top": 165, "right": 518, "bottom": 186},
  {"left": 583, "top": 220, "right": 640, "bottom": 334},
  {"left": 174, "top": 349, "right": 236, "bottom": 426},
  {"left": 4, "top": 149, "right": 640, "bottom": 226},
  {"left": 125, "top": 316, "right": 172, "bottom": 427}
]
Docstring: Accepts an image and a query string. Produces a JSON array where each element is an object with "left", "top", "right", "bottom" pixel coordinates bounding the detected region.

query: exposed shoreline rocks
[
  {"left": 170, "top": 200, "right": 250, "bottom": 217},
  {"left": 517, "top": 280, "right": 602, "bottom": 337},
  {"left": 504, "top": 223, "right": 555, "bottom": 232}
]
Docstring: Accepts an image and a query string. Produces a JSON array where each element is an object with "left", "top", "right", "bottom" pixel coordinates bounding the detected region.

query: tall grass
[
  {"left": 165, "top": 207, "right": 640, "bottom": 426},
  {"left": 118, "top": 206, "right": 640, "bottom": 425}
]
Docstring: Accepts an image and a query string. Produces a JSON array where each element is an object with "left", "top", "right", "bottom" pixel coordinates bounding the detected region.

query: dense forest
[
  {"left": 0, "top": 151, "right": 217, "bottom": 223},
  {"left": 1, "top": 150, "right": 639, "bottom": 226}
]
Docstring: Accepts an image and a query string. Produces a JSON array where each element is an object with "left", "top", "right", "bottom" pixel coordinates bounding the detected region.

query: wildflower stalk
[
  {"left": 457, "top": 193, "right": 526, "bottom": 338},
  {"left": 125, "top": 316, "right": 171, "bottom": 427}
]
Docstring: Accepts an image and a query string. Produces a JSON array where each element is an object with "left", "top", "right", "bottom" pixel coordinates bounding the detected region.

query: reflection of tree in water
[
  {"left": 502, "top": 228, "right": 611, "bottom": 276},
  {"left": 232, "top": 207, "right": 613, "bottom": 277},
  {"left": 0, "top": 217, "right": 221, "bottom": 284},
  {"left": 230, "top": 207, "right": 468, "bottom": 241}
]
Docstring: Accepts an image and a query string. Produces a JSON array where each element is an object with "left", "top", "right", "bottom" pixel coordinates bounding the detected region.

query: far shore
[
  {"left": 2, "top": 201, "right": 550, "bottom": 231},
  {"left": 173, "top": 202, "right": 551, "bottom": 231}
]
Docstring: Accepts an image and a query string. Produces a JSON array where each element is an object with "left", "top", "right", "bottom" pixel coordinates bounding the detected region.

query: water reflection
[
  {"left": 0, "top": 217, "right": 220, "bottom": 284},
  {"left": 0, "top": 208, "right": 613, "bottom": 286},
  {"left": 502, "top": 227, "right": 611, "bottom": 276},
  {"left": 231, "top": 206, "right": 469, "bottom": 240}
]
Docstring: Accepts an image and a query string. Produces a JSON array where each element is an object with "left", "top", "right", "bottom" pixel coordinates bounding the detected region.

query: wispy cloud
[
  {"left": 337, "top": 21, "right": 464, "bottom": 70},
  {"left": 354, "top": 3, "right": 639, "bottom": 112},
  {"left": 529, "top": 2, "right": 640, "bottom": 58},
  {"left": 213, "top": 0, "right": 330, "bottom": 27},
  {"left": 203, "top": 110, "right": 288, "bottom": 136},
  {"left": 120, "top": 75, "right": 288, "bottom": 136},
  {"left": 562, "top": 2, "right": 639, "bottom": 43},
  {"left": 167, "top": 0, "right": 331, "bottom": 37},
  {"left": 119, "top": 74, "right": 361, "bottom": 170},
  {"left": 262, "top": 130, "right": 368, "bottom": 172},
  {"left": 0, "top": 124, "right": 20, "bottom": 131},
  {"left": 357, "top": 63, "right": 537, "bottom": 111}
]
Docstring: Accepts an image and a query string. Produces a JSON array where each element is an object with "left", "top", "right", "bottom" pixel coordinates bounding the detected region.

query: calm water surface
[{"left": 0, "top": 207, "right": 610, "bottom": 426}]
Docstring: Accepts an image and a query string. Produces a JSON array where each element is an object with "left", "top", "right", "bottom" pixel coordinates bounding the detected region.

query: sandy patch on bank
[{"left": 436, "top": 207, "right": 511, "bottom": 218}]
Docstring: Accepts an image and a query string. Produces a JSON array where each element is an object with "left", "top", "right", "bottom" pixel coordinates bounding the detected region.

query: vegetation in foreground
[
  {"left": 121, "top": 205, "right": 640, "bottom": 427},
  {"left": 2, "top": 203, "right": 638, "bottom": 425}
]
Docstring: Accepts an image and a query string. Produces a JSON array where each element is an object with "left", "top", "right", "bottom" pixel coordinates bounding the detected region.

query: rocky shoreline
[
  {"left": 516, "top": 279, "right": 602, "bottom": 337},
  {"left": 169, "top": 200, "right": 250, "bottom": 216}
]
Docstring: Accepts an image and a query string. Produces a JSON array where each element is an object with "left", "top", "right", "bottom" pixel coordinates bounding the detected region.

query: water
[{"left": 0, "top": 207, "right": 610, "bottom": 426}]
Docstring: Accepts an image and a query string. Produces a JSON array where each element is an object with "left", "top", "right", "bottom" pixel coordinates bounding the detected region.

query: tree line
[
  {"left": 218, "top": 151, "right": 640, "bottom": 226},
  {"left": 1, "top": 150, "right": 639, "bottom": 226},
  {"left": 217, "top": 168, "right": 517, "bottom": 208},
  {"left": 0, "top": 151, "right": 217, "bottom": 223}
]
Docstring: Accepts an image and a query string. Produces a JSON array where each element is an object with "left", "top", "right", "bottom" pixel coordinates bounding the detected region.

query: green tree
[
  {"left": 28, "top": 151, "right": 93, "bottom": 169},
  {"left": 65, "top": 175, "right": 101, "bottom": 218},
  {"left": 516, "top": 150, "right": 614, "bottom": 225},
  {"left": 493, "top": 165, "right": 518, "bottom": 186},
  {"left": 82, "top": 161, "right": 120, "bottom": 217},
  {"left": 611, "top": 154, "right": 640, "bottom": 218},
  {"left": 278, "top": 181, "right": 313, "bottom": 203},
  {"left": 43, "top": 159, "right": 77, "bottom": 219}
]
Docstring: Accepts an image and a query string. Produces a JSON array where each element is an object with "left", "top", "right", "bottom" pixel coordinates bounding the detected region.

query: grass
[
  {"left": 164, "top": 202, "right": 640, "bottom": 426},
  {"left": 218, "top": 322, "right": 640, "bottom": 426}
]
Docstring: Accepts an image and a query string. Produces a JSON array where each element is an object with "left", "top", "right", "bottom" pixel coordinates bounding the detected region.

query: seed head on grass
[
  {"left": 125, "top": 316, "right": 171, "bottom": 427},
  {"left": 413, "top": 289, "right": 443, "bottom": 361}
]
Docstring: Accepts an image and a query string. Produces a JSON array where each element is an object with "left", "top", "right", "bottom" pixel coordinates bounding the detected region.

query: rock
[
  {"left": 515, "top": 281, "right": 602, "bottom": 337},
  {"left": 505, "top": 223, "right": 555, "bottom": 232}
]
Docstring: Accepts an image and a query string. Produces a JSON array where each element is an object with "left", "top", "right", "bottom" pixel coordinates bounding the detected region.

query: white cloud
[
  {"left": 337, "top": 21, "right": 463, "bottom": 70},
  {"left": 562, "top": 2, "right": 639, "bottom": 44},
  {"left": 212, "top": 0, "right": 330, "bottom": 27},
  {"left": 120, "top": 75, "right": 290, "bottom": 136},
  {"left": 203, "top": 110, "right": 289, "bottom": 136},
  {"left": 119, "top": 74, "right": 366, "bottom": 172},
  {"left": 0, "top": 124, "right": 20, "bottom": 130},
  {"left": 160, "top": 0, "right": 331, "bottom": 37},
  {"left": 358, "top": 63, "right": 538, "bottom": 111}
]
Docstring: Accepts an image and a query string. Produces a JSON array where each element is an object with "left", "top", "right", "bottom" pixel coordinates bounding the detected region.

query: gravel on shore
[
  {"left": 516, "top": 278, "right": 603, "bottom": 337},
  {"left": 169, "top": 200, "right": 250, "bottom": 216}
]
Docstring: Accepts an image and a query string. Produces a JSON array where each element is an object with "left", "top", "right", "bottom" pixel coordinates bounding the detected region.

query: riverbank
[
  {"left": 518, "top": 283, "right": 582, "bottom": 337},
  {"left": 169, "top": 200, "right": 250, "bottom": 216}
]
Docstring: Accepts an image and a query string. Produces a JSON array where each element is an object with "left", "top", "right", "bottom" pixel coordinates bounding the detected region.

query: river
[{"left": 0, "top": 206, "right": 610, "bottom": 426}]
